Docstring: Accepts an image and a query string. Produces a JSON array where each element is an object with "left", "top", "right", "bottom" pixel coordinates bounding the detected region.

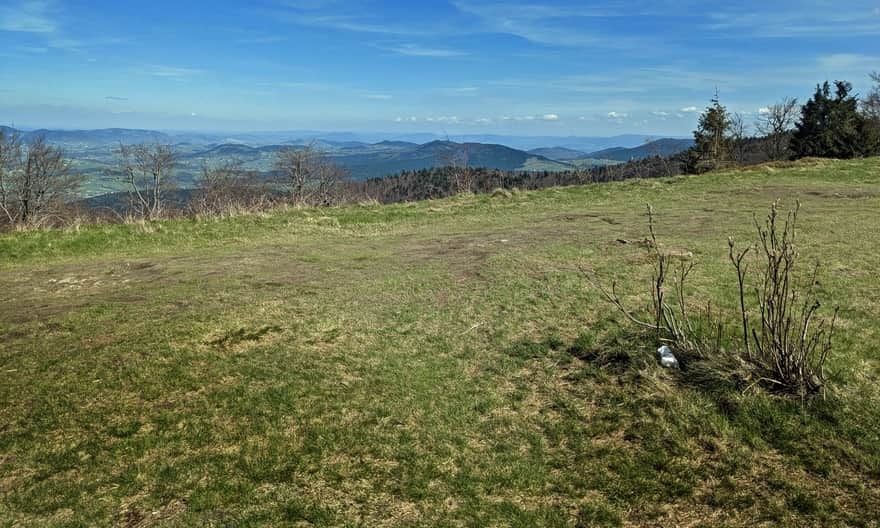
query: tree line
[
  {"left": 1, "top": 72, "right": 878, "bottom": 230},
  {"left": 684, "top": 74, "right": 880, "bottom": 173}
]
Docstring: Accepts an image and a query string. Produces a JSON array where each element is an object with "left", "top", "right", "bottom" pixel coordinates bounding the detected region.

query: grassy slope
[{"left": 1, "top": 158, "right": 879, "bottom": 527}]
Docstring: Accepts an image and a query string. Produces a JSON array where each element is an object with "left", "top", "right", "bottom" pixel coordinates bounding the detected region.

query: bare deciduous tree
[
  {"left": 0, "top": 129, "right": 23, "bottom": 224},
  {"left": 117, "top": 143, "right": 178, "bottom": 220},
  {"left": 864, "top": 71, "right": 880, "bottom": 122},
  {"left": 730, "top": 112, "right": 748, "bottom": 165},
  {"left": 0, "top": 132, "right": 81, "bottom": 227},
  {"left": 438, "top": 140, "right": 473, "bottom": 194},
  {"left": 865, "top": 72, "right": 880, "bottom": 154},
  {"left": 644, "top": 137, "right": 672, "bottom": 177},
  {"left": 190, "top": 158, "right": 270, "bottom": 216},
  {"left": 274, "top": 143, "right": 319, "bottom": 205},
  {"left": 755, "top": 97, "right": 799, "bottom": 161},
  {"left": 274, "top": 143, "right": 347, "bottom": 206},
  {"left": 314, "top": 162, "right": 348, "bottom": 206}
]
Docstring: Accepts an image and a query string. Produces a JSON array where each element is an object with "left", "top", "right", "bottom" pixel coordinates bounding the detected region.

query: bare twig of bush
[
  {"left": 589, "top": 205, "right": 722, "bottom": 356},
  {"left": 592, "top": 200, "right": 837, "bottom": 397},
  {"left": 190, "top": 159, "right": 272, "bottom": 216},
  {"left": 729, "top": 200, "right": 837, "bottom": 395}
]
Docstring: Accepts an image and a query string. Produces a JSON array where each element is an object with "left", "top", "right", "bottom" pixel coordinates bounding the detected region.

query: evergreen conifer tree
[
  {"left": 683, "top": 92, "right": 733, "bottom": 173},
  {"left": 791, "top": 81, "right": 873, "bottom": 159}
]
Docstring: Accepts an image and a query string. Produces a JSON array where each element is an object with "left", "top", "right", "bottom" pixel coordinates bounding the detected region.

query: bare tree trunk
[{"left": 116, "top": 143, "right": 177, "bottom": 220}]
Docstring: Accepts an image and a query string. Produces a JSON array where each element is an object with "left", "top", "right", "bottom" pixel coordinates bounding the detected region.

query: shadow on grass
[
  {"left": 208, "top": 325, "right": 283, "bottom": 349},
  {"left": 504, "top": 323, "right": 880, "bottom": 525}
]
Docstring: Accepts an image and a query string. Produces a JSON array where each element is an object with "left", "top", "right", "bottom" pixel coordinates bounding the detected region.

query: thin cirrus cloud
[
  {"left": 3, "top": 0, "right": 879, "bottom": 133},
  {"left": 142, "top": 65, "right": 205, "bottom": 79},
  {"left": 396, "top": 114, "right": 561, "bottom": 124},
  {"left": 0, "top": 1, "right": 128, "bottom": 53},
  {"left": 377, "top": 43, "right": 467, "bottom": 58},
  {"left": 268, "top": 10, "right": 448, "bottom": 38},
  {"left": 816, "top": 53, "right": 880, "bottom": 71},
  {"left": 450, "top": 0, "right": 654, "bottom": 49},
  {"left": 705, "top": 4, "right": 880, "bottom": 38},
  {"left": 0, "top": 0, "right": 57, "bottom": 33}
]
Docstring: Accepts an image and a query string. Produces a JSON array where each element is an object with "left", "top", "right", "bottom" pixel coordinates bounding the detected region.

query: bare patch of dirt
[
  {"left": 396, "top": 233, "right": 516, "bottom": 278},
  {"left": 804, "top": 189, "right": 879, "bottom": 200}
]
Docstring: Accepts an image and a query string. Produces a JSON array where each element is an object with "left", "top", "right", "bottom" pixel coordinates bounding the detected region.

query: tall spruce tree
[
  {"left": 684, "top": 92, "right": 733, "bottom": 173},
  {"left": 791, "top": 81, "right": 873, "bottom": 159}
]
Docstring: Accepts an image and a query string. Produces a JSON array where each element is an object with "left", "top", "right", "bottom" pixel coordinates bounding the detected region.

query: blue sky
[{"left": 1, "top": 0, "right": 879, "bottom": 135}]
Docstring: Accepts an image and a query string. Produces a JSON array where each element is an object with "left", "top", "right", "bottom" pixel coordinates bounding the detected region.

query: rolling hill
[
  {"left": 583, "top": 138, "right": 694, "bottom": 162},
  {"left": 175, "top": 140, "right": 573, "bottom": 180},
  {"left": 0, "top": 126, "right": 172, "bottom": 145},
  {"left": 527, "top": 146, "right": 588, "bottom": 160}
]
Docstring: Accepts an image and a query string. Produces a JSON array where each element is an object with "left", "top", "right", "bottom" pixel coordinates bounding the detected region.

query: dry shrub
[
  {"left": 592, "top": 201, "right": 837, "bottom": 398},
  {"left": 189, "top": 159, "right": 273, "bottom": 217},
  {"left": 590, "top": 205, "right": 723, "bottom": 357},
  {"left": 729, "top": 200, "right": 836, "bottom": 396}
]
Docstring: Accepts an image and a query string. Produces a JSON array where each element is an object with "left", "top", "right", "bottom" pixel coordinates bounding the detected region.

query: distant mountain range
[
  {"left": 0, "top": 127, "right": 695, "bottom": 197},
  {"left": 1, "top": 126, "right": 689, "bottom": 152}
]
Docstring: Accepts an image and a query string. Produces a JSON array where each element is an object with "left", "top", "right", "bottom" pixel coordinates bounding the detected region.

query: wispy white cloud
[
  {"left": 142, "top": 65, "right": 205, "bottom": 79},
  {"left": 425, "top": 116, "right": 459, "bottom": 123},
  {"left": 105, "top": 96, "right": 129, "bottom": 101},
  {"left": 816, "top": 53, "right": 880, "bottom": 71},
  {"left": 680, "top": 106, "right": 698, "bottom": 113},
  {"left": 706, "top": 4, "right": 880, "bottom": 38},
  {"left": 362, "top": 93, "right": 392, "bottom": 100},
  {"left": 0, "top": 0, "right": 57, "bottom": 33},
  {"left": 274, "top": 81, "right": 330, "bottom": 90},
  {"left": 451, "top": 0, "right": 650, "bottom": 49},
  {"left": 606, "top": 111, "right": 629, "bottom": 123},
  {"left": 15, "top": 45, "right": 48, "bottom": 53},
  {"left": 396, "top": 114, "right": 562, "bottom": 125},
  {"left": 269, "top": 10, "right": 443, "bottom": 37},
  {"left": 276, "top": 0, "right": 343, "bottom": 10},
  {"left": 378, "top": 43, "right": 467, "bottom": 57},
  {"left": 236, "top": 35, "right": 287, "bottom": 45}
]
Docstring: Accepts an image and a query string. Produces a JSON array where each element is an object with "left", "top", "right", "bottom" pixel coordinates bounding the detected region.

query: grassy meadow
[{"left": 1, "top": 158, "right": 879, "bottom": 526}]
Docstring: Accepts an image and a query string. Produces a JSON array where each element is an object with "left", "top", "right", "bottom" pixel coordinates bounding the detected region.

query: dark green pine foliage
[
  {"left": 791, "top": 81, "right": 876, "bottom": 159},
  {"left": 684, "top": 94, "right": 733, "bottom": 173}
]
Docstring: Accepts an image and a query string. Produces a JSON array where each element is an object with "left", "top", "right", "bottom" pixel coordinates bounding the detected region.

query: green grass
[{"left": 2, "top": 158, "right": 880, "bottom": 526}]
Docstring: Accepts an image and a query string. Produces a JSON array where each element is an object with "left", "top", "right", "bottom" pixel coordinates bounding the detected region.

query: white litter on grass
[{"left": 657, "top": 345, "right": 679, "bottom": 369}]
